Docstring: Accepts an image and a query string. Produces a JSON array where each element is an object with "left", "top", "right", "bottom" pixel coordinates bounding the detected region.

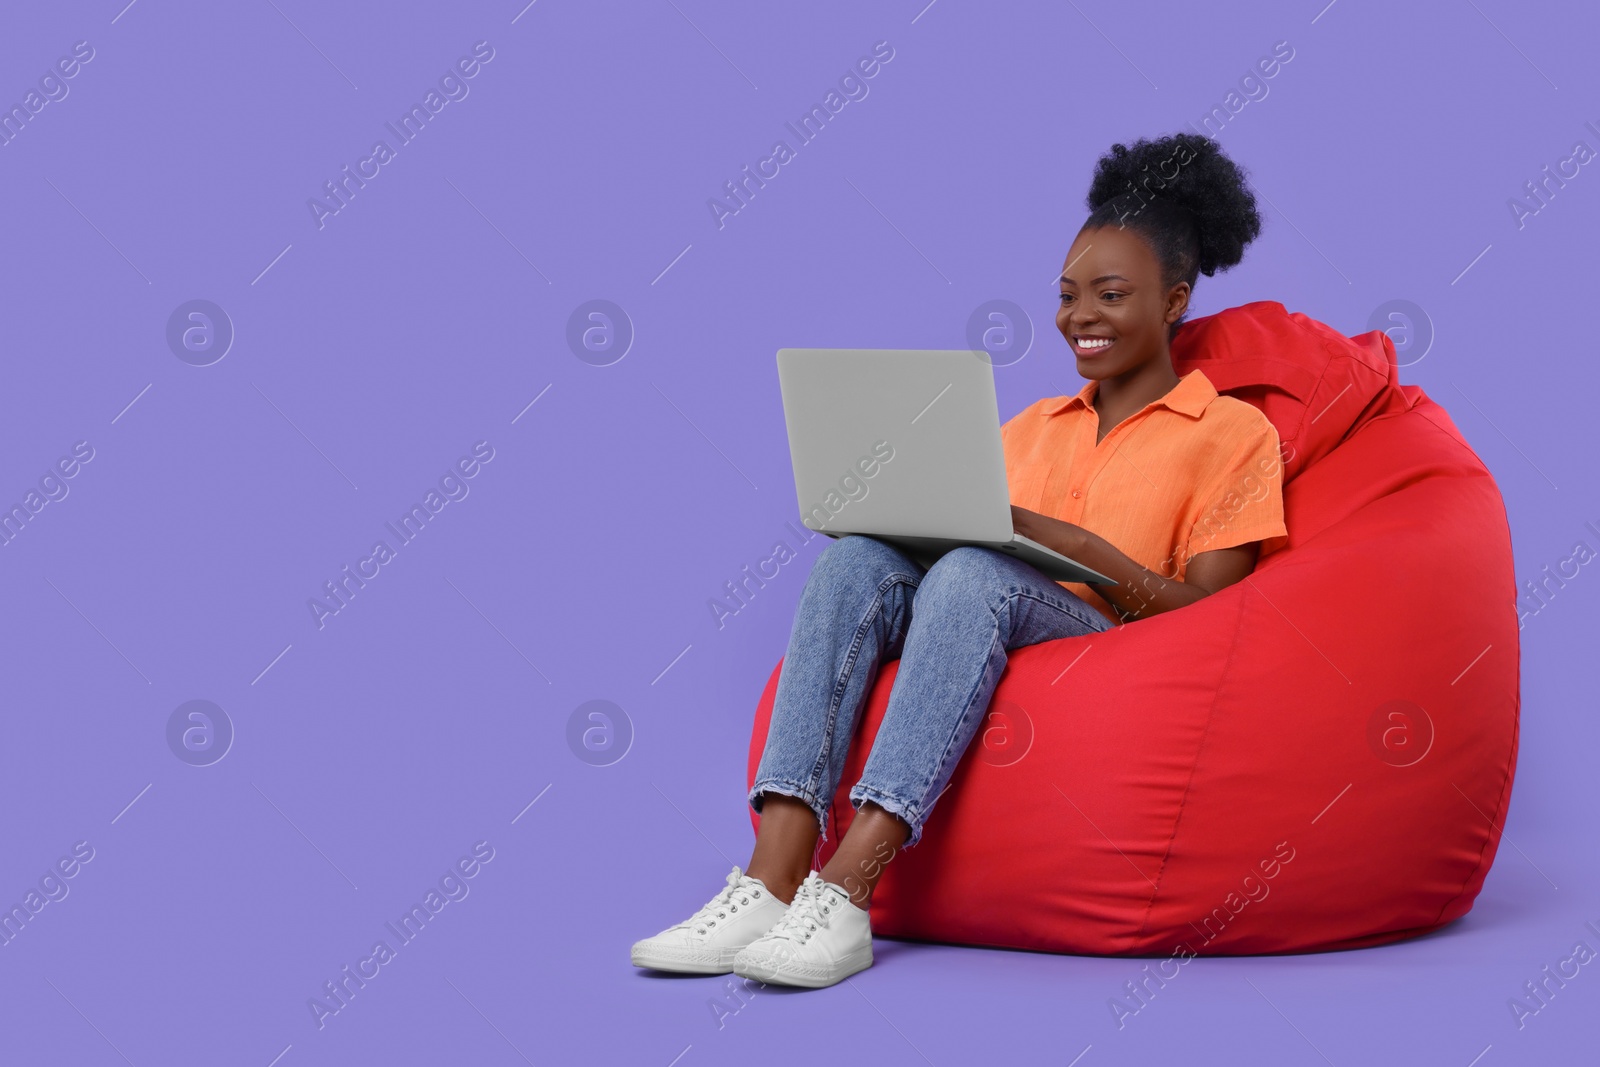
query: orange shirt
[{"left": 1000, "top": 368, "right": 1288, "bottom": 626}]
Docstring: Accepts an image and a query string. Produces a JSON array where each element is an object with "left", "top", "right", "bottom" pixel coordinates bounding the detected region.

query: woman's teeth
[{"left": 1077, "top": 338, "right": 1113, "bottom": 351}]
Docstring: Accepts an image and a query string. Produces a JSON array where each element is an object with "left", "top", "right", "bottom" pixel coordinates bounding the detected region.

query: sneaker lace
[
  {"left": 760, "top": 873, "right": 839, "bottom": 945},
  {"left": 684, "top": 866, "right": 762, "bottom": 936}
]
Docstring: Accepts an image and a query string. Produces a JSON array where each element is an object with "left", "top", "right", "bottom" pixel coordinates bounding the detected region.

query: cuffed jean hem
[
  {"left": 848, "top": 782, "right": 927, "bottom": 849},
  {"left": 748, "top": 779, "right": 833, "bottom": 843}
]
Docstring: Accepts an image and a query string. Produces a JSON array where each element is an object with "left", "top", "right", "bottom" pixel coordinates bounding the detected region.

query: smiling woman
[
  {"left": 1018, "top": 133, "right": 1279, "bottom": 624},
  {"left": 637, "top": 131, "right": 1288, "bottom": 988}
]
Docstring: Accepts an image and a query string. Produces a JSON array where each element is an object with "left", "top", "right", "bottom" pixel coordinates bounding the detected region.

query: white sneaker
[
  {"left": 732, "top": 871, "right": 873, "bottom": 988},
  {"left": 631, "top": 866, "right": 790, "bottom": 974}
]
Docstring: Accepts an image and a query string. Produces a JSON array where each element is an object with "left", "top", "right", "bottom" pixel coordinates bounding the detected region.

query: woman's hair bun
[{"left": 1084, "top": 132, "right": 1262, "bottom": 281}]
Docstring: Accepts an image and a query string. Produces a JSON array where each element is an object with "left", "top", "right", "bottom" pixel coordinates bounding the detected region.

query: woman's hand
[{"left": 1010, "top": 505, "right": 1086, "bottom": 558}]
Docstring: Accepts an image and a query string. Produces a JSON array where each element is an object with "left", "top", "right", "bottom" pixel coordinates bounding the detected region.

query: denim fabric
[{"left": 748, "top": 534, "right": 1117, "bottom": 848}]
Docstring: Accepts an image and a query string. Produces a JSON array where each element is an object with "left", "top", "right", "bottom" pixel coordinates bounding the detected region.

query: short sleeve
[{"left": 1183, "top": 418, "right": 1289, "bottom": 561}]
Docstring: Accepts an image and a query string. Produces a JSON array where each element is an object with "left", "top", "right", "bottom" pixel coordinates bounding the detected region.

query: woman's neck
[{"left": 1092, "top": 352, "right": 1183, "bottom": 421}]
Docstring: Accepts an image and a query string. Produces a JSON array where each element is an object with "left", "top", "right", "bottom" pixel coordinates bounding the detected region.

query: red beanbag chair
[{"left": 746, "top": 300, "right": 1521, "bottom": 956}]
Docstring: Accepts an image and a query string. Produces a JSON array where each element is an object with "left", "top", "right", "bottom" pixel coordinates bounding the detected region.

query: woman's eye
[{"left": 1059, "top": 291, "right": 1123, "bottom": 304}]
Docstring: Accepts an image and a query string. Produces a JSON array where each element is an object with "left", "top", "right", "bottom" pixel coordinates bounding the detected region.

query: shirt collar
[{"left": 1038, "top": 368, "right": 1217, "bottom": 420}]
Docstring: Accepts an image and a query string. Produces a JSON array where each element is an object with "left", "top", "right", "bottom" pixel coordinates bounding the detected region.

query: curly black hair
[{"left": 1083, "top": 132, "right": 1262, "bottom": 340}]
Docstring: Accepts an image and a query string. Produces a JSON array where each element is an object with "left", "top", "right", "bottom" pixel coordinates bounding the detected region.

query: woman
[{"left": 632, "top": 132, "right": 1288, "bottom": 988}]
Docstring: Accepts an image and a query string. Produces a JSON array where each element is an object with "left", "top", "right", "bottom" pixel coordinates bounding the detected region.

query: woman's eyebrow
[{"left": 1059, "top": 273, "right": 1131, "bottom": 286}]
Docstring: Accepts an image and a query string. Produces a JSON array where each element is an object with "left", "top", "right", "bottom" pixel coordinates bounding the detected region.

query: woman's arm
[{"left": 1011, "top": 505, "right": 1260, "bottom": 622}]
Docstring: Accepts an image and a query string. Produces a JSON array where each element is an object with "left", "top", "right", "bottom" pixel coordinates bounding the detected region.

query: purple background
[{"left": 1, "top": 0, "right": 1595, "bottom": 1063}]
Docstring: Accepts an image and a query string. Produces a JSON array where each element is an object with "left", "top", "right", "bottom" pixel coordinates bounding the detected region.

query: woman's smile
[{"left": 1071, "top": 334, "right": 1116, "bottom": 358}]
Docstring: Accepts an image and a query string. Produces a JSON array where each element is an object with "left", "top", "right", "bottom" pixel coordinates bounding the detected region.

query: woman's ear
[{"left": 1164, "top": 282, "right": 1192, "bottom": 325}]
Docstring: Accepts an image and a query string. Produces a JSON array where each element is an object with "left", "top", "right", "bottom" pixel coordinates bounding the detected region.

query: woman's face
[{"left": 1056, "top": 225, "right": 1187, "bottom": 378}]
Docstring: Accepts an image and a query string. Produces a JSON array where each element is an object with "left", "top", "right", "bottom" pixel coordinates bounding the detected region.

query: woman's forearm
[
  {"left": 1011, "top": 506, "right": 1203, "bottom": 621},
  {"left": 1061, "top": 524, "right": 1206, "bottom": 621}
]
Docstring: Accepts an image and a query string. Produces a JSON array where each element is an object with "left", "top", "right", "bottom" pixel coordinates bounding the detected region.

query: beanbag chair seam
[
  {"left": 1411, "top": 402, "right": 1493, "bottom": 480},
  {"left": 1290, "top": 336, "right": 1389, "bottom": 465},
  {"left": 1283, "top": 339, "right": 1343, "bottom": 462},
  {"left": 1132, "top": 583, "right": 1251, "bottom": 942}
]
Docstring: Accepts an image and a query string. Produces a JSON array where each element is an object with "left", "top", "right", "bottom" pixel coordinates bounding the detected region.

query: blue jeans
[{"left": 748, "top": 534, "right": 1117, "bottom": 849}]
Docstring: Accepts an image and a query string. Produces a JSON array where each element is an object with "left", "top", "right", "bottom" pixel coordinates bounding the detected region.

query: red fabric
[{"left": 746, "top": 300, "right": 1520, "bottom": 956}]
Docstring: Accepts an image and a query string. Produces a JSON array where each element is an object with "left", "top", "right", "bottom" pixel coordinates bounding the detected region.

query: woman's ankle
[{"left": 746, "top": 866, "right": 807, "bottom": 905}]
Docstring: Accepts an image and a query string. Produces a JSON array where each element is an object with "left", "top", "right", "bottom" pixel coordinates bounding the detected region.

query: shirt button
[{"left": 1071, "top": 489, "right": 1082, "bottom": 498}]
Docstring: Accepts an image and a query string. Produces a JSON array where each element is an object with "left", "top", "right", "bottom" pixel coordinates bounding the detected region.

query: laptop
[{"left": 775, "top": 347, "right": 1116, "bottom": 586}]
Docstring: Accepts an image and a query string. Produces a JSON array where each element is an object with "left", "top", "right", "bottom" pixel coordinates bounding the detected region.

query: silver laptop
[{"left": 776, "top": 348, "right": 1116, "bottom": 585}]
